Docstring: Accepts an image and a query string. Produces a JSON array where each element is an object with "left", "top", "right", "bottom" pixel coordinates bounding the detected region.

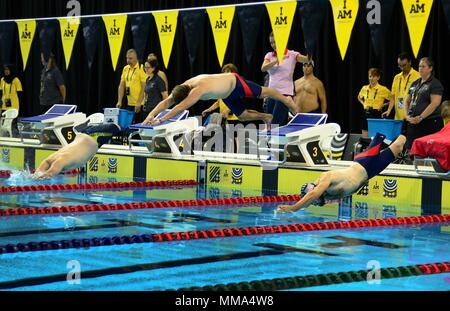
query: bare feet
[{"left": 284, "top": 96, "right": 296, "bottom": 112}]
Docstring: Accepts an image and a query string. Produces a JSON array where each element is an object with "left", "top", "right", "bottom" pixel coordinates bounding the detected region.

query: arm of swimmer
[
  {"left": 277, "top": 174, "right": 331, "bottom": 213},
  {"left": 159, "top": 87, "right": 203, "bottom": 122},
  {"left": 143, "top": 95, "right": 175, "bottom": 124}
]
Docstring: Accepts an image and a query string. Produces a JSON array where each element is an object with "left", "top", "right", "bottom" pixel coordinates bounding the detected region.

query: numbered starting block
[
  {"left": 258, "top": 113, "right": 341, "bottom": 166},
  {"left": 18, "top": 104, "right": 86, "bottom": 146},
  {"left": 128, "top": 109, "right": 200, "bottom": 156}
]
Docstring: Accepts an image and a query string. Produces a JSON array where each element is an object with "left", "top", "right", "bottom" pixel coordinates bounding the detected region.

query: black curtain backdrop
[{"left": 0, "top": 0, "right": 449, "bottom": 133}]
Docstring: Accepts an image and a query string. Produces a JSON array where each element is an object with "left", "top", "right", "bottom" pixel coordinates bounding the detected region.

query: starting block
[
  {"left": 18, "top": 104, "right": 86, "bottom": 146},
  {"left": 0, "top": 109, "right": 19, "bottom": 137},
  {"left": 258, "top": 113, "right": 340, "bottom": 166},
  {"left": 128, "top": 109, "right": 200, "bottom": 156}
]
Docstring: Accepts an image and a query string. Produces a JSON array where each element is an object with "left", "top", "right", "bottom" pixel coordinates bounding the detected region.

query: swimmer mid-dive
[
  {"left": 277, "top": 133, "right": 406, "bottom": 213},
  {"left": 32, "top": 123, "right": 120, "bottom": 179},
  {"left": 143, "top": 73, "right": 297, "bottom": 128}
]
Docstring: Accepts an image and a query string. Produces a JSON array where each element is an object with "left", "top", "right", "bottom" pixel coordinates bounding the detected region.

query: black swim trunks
[
  {"left": 222, "top": 73, "right": 262, "bottom": 117},
  {"left": 354, "top": 132, "right": 395, "bottom": 179}
]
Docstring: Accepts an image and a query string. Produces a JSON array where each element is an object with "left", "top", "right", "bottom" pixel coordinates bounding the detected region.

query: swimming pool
[{"left": 0, "top": 171, "right": 448, "bottom": 292}]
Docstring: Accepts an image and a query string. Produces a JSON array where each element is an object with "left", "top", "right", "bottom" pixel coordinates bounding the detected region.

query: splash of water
[{"left": 6, "top": 164, "right": 34, "bottom": 185}]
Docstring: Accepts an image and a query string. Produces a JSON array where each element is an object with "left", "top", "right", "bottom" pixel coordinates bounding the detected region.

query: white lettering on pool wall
[
  {"left": 66, "top": 260, "right": 81, "bottom": 284},
  {"left": 367, "top": 260, "right": 381, "bottom": 285}
]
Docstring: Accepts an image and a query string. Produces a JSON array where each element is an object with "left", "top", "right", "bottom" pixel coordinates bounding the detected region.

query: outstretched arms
[{"left": 277, "top": 174, "right": 331, "bottom": 213}]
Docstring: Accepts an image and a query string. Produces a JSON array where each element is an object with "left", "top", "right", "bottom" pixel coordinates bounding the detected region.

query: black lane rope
[{"left": 175, "top": 261, "right": 450, "bottom": 291}]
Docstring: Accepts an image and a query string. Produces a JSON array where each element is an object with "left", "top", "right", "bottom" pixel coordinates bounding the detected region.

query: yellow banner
[
  {"left": 102, "top": 14, "right": 127, "bottom": 71},
  {"left": 353, "top": 176, "right": 422, "bottom": 214},
  {"left": 207, "top": 6, "right": 235, "bottom": 67},
  {"left": 329, "top": 0, "right": 359, "bottom": 60},
  {"left": 207, "top": 163, "right": 262, "bottom": 191},
  {"left": 58, "top": 17, "right": 80, "bottom": 70},
  {"left": 153, "top": 10, "right": 179, "bottom": 69},
  {"left": 86, "top": 154, "right": 134, "bottom": 178},
  {"left": 265, "top": 1, "right": 297, "bottom": 65},
  {"left": 401, "top": 0, "right": 433, "bottom": 58},
  {"left": 146, "top": 158, "right": 197, "bottom": 181},
  {"left": 16, "top": 20, "right": 36, "bottom": 71},
  {"left": 1, "top": 147, "right": 25, "bottom": 170}
]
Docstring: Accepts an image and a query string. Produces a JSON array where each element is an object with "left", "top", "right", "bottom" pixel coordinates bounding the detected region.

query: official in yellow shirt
[
  {"left": 383, "top": 53, "right": 421, "bottom": 121},
  {"left": 0, "top": 65, "right": 23, "bottom": 113},
  {"left": 116, "top": 49, "right": 147, "bottom": 122},
  {"left": 357, "top": 68, "right": 391, "bottom": 138}
]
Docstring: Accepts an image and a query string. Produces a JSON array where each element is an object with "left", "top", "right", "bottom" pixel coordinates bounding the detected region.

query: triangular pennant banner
[
  {"left": 207, "top": 6, "right": 235, "bottom": 67},
  {"left": 297, "top": 0, "right": 326, "bottom": 56},
  {"left": 329, "top": 0, "right": 359, "bottom": 60},
  {"left": 0, "top": 22, "right": 16, "bottom": 65},
  {"left": 58, "top": 17, "right": 80, "bottom": 70},
  {"left": 153, "top": 10, "right": 179, "bottom": 69},
  {"left": 102, "top": 14, "right": 127, "bottom": 71},
  {"left": 265, "top": 1, "right": 297, "bottom": 65},
  {"left": 237, "top": 5, "right": 264, "bottom": 65},
  {"left": 81, "top": 17, "right": 100, "bottom": 69},
  {"left": 16, "top": 20, "right": 36, "bottom": 71},
  {"left": 129, "top": 14, "right": 151, "bottom": 64},
  {"left": 181, "top": 10, "right": 206, "bottom": 66},
  {"left": 401, "top": 0, "right": 434, "bottom": 58},
  {"left": 443, "top": 0, "right": 450, "bottom": 33},
  {"left": 365, "top": 0, "right": 395, "bottom": 59},
  {"left": 38, "top": 19, "right": 58, "bottom": 61}
]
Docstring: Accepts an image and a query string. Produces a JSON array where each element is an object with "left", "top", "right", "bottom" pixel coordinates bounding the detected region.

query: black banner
[
  {"left": 129, "top": 14, "right": 151, "bottom": 64},
  {"left": 442, "top": 0, "right": 450, "bottom": 33},
  {"left": 37, "top": 19, "right": 57, "bottom": 61},
  {"left": 366, "top": 0, "right": 396, "bottom": 60},
  {"left": 181, "top": 10, "right": 206, "bottom": 66},
  {"left": 0, "top": 22, "right": 16, "bottom": 65},
  {"left": 81, "top": 17, "right": 101, "bottom": 69},
  {"left": 297, "top": 0, "right": 327, "bottom": 57},
  {"left": 237, "top": 5, "right": 264, "bottom": 65}
]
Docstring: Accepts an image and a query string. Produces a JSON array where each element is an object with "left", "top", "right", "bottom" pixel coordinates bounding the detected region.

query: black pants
[
  {"left": 406, "top": 117, "right": 443, "bottom": 150},
  {"left": 362, "top": 109, "right": 382, "bottom": 131},
  {"left": 124, "top": 104, "right": 143, "bottom": 123}
]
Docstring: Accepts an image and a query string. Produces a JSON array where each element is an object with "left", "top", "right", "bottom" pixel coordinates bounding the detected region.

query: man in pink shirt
[{"left": 261, "top": 32, "right": 309, "bottom": 126}]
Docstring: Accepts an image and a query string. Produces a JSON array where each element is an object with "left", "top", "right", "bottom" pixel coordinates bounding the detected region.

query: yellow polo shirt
[
  {"left": 0, "top": 77, "right": 22, "bottom": 111},
  {"left": 390, "top": 68, "right": 420, "bottom": 120},
  {"left": 218, "top": 99, "right": 238, "bottom": 121},
  {"left": 120, "top": 62, "right": 147, "bottom": 106},
  {"left": 358, "top": 83, "right": 391, "bottom": 110}
]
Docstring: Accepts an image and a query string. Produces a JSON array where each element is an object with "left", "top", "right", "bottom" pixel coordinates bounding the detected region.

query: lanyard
[
  {"left": 366, "top": 88, "right": 378, "bottom": 100},
  {"left": 126, "top": 67, "right": 137, "bottom": 82},
  {"left": 398, "top": 74, "right": 411, "bottom": 93},
  {"left": 411, "top": 80, "right": 428, "bottom": 104}
]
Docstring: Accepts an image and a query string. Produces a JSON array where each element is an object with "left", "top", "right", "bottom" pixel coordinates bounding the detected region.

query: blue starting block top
[
  {"left": 130, "top": 109, "right": 189, "bottom": 130},
  {"left": 260, "top": 113, "right": 328, "bottom": 137},
  {"left": 20, "top": 104, "right": 77, "bottom": 123}
]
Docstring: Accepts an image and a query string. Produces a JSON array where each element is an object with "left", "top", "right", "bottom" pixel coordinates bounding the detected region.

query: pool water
[{"left": 0, "top": 173, "right": 449, "bottom": 291}]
